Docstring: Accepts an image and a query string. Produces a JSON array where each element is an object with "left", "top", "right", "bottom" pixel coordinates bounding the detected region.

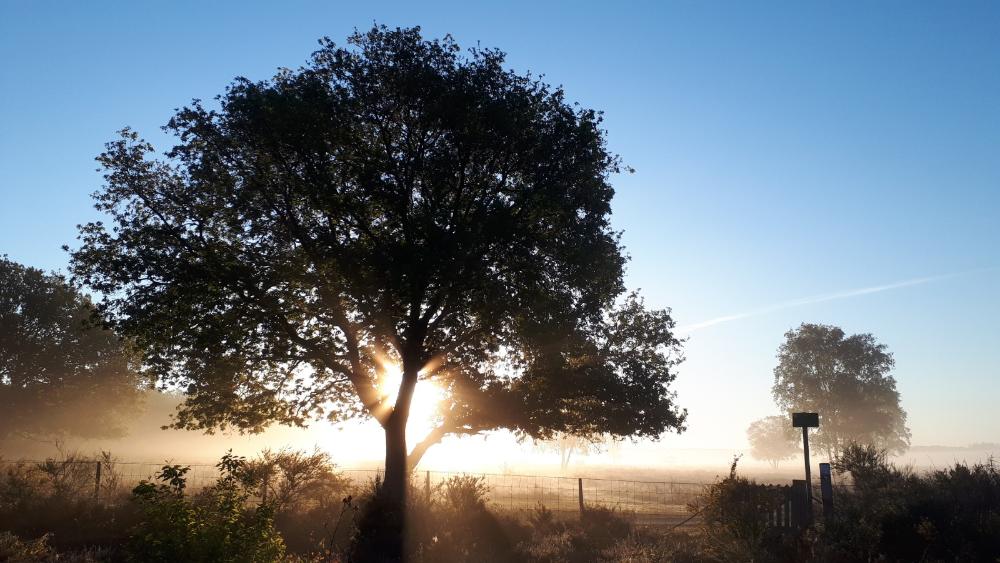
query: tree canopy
[
  {"left": 68, "top": 25, "right": 687, "bottom": 483},
  {"left": 772, "top": 323, "right": 910, "bottom": 457},
  {"left": 746, "top": 416, "right": 800, "bottom": 469},
  {"left": 0, "top": 257, "right": 143, "bottom": 441}
]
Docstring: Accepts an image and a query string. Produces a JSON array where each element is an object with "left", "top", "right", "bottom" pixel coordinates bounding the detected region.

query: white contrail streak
[{"left": 676, "top": 268, "right": 993, "bottom": 334}]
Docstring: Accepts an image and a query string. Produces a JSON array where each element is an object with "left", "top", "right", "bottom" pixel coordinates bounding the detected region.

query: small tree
[
  {"left": 746, "top": 416, "right": 799, "bottom": 470},
  {"left": 538, "top": 432, "right": 620, "bottom": 471},
  {"left": 0, "top": 257, "right": 143, "bottom": 441},
  {"left": 69, "top": 26, "right": 687, "bottom": 558},
  {"left": 772, "top": 323, "right": 910, "bottom": 459}
]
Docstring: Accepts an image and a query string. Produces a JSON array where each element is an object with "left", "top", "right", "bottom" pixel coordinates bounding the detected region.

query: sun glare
[{"left": 377, "top": 364, "right": 446, "bottom": 440}]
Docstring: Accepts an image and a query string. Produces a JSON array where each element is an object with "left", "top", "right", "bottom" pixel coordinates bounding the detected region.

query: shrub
[
  {"left": 818, "top": 444, "right": 1000, "bottom": 562},
  {"left": 420, "top": 475, "right": 527, "bottom": 562},
  {"left": 0, "top": 531, "right": 56, "bottom": 562},
  {"left": 0, "top": 452, "right": 136, "bottom": 551},
  {"left": 245, "top": 448, "right": 353, "bottom": 555},
  {"left": 127, "top": 451, "right": 285, "bottom": 563},
  {"left": 689, "top": 456, "right": 805, "bottom": 563},
  {"left": 514, "top": 502, "right": 637, "bottom": 562}
]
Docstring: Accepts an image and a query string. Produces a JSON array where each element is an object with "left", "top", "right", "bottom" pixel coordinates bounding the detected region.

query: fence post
[
  {"left": 94, "top": 461, "right": 102, "bottom": 503},
  {"left": 425, "top": 471, "right": 431, "bottom": 503},
  {"left": 819, "top": 463, "right": 834, "bottom": 521},
  {"left": 578, "top": 478, "right": 584, "bottom": 519},
  {"left": 790, "top": 479, "right": 809, "bottom": 529}
]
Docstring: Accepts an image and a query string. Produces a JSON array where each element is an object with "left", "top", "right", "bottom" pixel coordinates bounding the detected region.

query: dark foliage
[
  {"left": 0, "top": 257, "right": 144, "bottom": 440},
  {"left": 818, "top": 443, "right": 1000, "bottom": 562},
  {"left": 127, "top": 452, "right": 285, "bottom": 563},
  {"left": 68, "top": 24, "right": 686, "bottom": 558},
  {"left": 68, "top": 23, "right": 685, "bottom": 455},
  {"left": 691, "top": 457, "right": 807, "bottom": 563},
  {"left": 0, "top": 452, "right": 138, "bottom": 554}
]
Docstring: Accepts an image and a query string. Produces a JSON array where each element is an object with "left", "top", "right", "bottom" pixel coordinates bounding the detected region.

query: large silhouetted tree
[
  {"left": 747, "top": 416, "right": 800, "bottom": 469},
  {"left": 772, "top": 323, "right": 910, "bottom": 459},
  {"left": 68, "top": 26, "right": 686, "bottom": 558},
  {"left": 0, "top": 257, "right": 143, "bottom": 441}
]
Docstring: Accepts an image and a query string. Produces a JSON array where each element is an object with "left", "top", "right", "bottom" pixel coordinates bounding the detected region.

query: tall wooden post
[
  {"left": 425, "top": 470, "right": 431, "bottom": 503},
  {"left": 801, "top": 426, "right": 812, "bottom": 505},
  {"left": 792, "top": 412, "right": 819, "bottom": 526},
  {"left": 577, "top": 478, "right": 584, "bottom": 519}
]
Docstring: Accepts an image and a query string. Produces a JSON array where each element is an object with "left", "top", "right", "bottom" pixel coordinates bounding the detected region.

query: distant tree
[
  {"left": 0, "top": 257, "right": 143, "bottom": 441},
  {"left": 772, "top": 323, "right": 910, "bottom": 458},
  {"left": 746, "top": 416, "right": 799, "bottom": 469},
  {"left": 539, "top": 432, "right": 616, "bottom": 471},
  {"left": 68, "top": 25, "right": 687, "bottom": 557}
]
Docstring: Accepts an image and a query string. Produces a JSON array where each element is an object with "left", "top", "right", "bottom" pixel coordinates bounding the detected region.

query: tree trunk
[
  {"left": 384, "top": 410, "right": 409, "bottom": 508},
  {"left": 352, "top": 368, "right": 418, "bottom": 563},
  {"left": 561, "top": 447, "right": 572, "bottom": 471}
]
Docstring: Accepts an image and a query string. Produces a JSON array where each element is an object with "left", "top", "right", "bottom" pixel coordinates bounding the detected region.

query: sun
[{"left": 377, "top": 364, "right": 446, "bottom": 440}]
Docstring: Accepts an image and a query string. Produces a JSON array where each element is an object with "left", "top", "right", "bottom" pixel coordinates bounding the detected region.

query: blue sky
[{"left": 1, "top": 1, "right": 998, "bottom": 449}]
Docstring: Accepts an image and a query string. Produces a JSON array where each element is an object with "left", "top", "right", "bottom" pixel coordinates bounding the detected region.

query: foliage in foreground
[
  {"left": 4, "top": 446, "right": 1000, "bottom": 562},
  {"left": 690, "top": 445, "right": 1000, "bottom": 563},
  {"left": 0, "top": 452, "right": 137, "bottom": 552},
  {"left": 128, "top": 452, "right": 285, "bottom": 563},
  {"left": 817, "top": 443, "right": 1000, "bottom": 562},
  {"left": 687, "top": 456, "right": 805, "bottom": 563}
]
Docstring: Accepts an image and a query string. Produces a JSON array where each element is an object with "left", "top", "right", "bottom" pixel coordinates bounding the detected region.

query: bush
[
  {"left": 688, "top": 456, "right": 805, "bottom": 563},
  {"left": 419, "top": 475, "right": 527, "bottom": 562},
  {"left": 514, "top": 502, "right": 637, "bottom": 562},
  {"left": 246, "top": 448, "right": 353, "bottom": 555},
  {"left": 598, "top": 530, "right": 723, "bottom": 563},
  {"left": 817, "top": 443, "right": 1000, "bottom": 562},
  {"left": 347, "top": 473, "right": 528, "bottom": 563},
  {"left": 0, "top": 452, "right": 137, "bottom": 552},
  {"left": 127, "top": 451, "right": 285, "bottom": 563},
  {"left": 0, "top": 531, "right": 56, "bottom": 562}
]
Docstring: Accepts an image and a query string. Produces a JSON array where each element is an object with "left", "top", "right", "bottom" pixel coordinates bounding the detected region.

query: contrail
[{"left": 676, "top": 268, "right": 993, "bottom": 334}]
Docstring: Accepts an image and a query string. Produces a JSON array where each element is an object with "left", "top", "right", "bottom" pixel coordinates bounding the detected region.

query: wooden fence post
[
  {"left": 790, "top": 479, "right": 809, "bottom": 529},
  {"left": 425, "top": 471, "right": 431, "bottom": 503},
  {"left": 94, "top": 461, "right": 101, "bottom": 503},
  {"left": 819, "top": 462, "right": 834, "bottom": 521},
  {"left": 578, "top": 478, "right": 584, "bottom": 519}
]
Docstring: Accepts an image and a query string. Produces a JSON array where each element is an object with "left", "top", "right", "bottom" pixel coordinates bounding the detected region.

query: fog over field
[{"left": 3, "top": 391, "right": 995, "bottom": 485}]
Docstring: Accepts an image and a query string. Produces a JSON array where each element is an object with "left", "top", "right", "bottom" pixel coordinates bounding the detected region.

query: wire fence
[
  {"left": 354, "top": 469, "right": 709, "bottom": 528},
  {"left": 0, "top": 459, "right": 710, "bottom": 529}
]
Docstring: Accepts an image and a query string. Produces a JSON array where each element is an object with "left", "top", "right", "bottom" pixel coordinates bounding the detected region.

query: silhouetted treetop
[
  {"left": 0, "top": 257, "right": 144, "bottom": 440},
  {"left": 69, "top": 29, "right": 685, "bottom": 551}
]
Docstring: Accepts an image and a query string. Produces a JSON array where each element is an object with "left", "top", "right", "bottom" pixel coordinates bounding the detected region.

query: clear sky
[{"left": 2, "top": 1, "right": 998, "bottom": 454}]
